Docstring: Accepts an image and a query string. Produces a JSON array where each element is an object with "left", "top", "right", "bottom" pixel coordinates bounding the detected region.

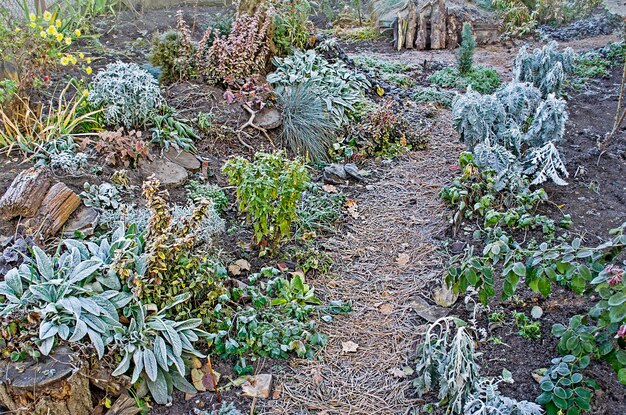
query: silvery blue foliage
[
  {"left": 513, "top": 41, "right": 574, "bottom": 97},
  {"left": 81, "top": 182, "right": 121, "bottom": 210},
  {"left": 89, "top": 61, "right": 165, "bottom": 128},
  {"left": 452, "top": 81, "right": 569, "bottom": 188},
  {"left": 465, "top": 378, "right": 544, "bottom": 415}
]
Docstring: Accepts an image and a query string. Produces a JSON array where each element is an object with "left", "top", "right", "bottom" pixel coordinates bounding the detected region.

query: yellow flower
[
  {"left": 60, "top": 56, "right": 69, "bottom": 66},
  {"left": 85, "top": 66, "right": 92, "bottom": 75},
  {"left": 86, "top": 57, "right": 92, "bottom": 64},
  {"left": 43, "top": 11, "right": 52, "bottom": 21},
  {"left": 82, "top": 90, "right": 89, "bottom": 97},
  {"left": 79, "top": 52, "right": 85, "bottom": 59},
  {"left": 40, "top": 31, "right": 47, "bottom": 38},
  {"left": 29, "top": 13, "right": 36, "bottom": 22},
  {"left": 15, "top": 27, "right": 21, "bottom": 33},
  {"left": 56, "top": 33, "right": 63, "bottom": 42},
  {"left": 74, "top": 29, "right": 81, "bottom": 37},
  {"left": 46, "top": 25, "right": 57, "bottom": 36},
  {"left": 65, "top": 36, "right": 72, "bottom": 45},
  {"left": 56, "top": 20, "right": 62, "bottom": 28},
  {"left": 70, "top": 56, "right": 77, "bottom": 65},
  {"left": 30, "top": 22, "right": 36, "bottom": 28}
]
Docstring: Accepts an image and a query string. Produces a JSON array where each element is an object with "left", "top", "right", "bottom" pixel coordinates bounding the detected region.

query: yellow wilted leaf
[{"left": 376, "top": 84, "right": 385, "bottom": 96}]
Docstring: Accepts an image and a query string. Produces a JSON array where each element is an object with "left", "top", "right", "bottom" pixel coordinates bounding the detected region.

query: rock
[
  {"left": 410, "top": 297, "right": 450, "bottom": 322},
  {"left": 164, "top": 148, "right": 200, "bottom": 171},
  {"left": 255, "top": 107, "right": 282, "bottom": 130},
  {"left": 140, "top": 158, "right": 188, "bottom": 187},
  {"left": 0, "top": 167, "right": 52, "bottom": 220},
  {"left": 62, "top": 207, "right": 100, "bottom": 238},
  {"left": 450, "top": 240, "right": 466, "bottom": 254},
  {"left": 323, "top": 164, "right": 347, "bottom": 185},
  {"left": 241, "top": 374, "right": 272, "bottom": 399},
  {"left": 27, "top": 183, "right": 81, "bottom": 238},
  {"left": 344, "top": 164, "right": 365, "bottom": 181}
]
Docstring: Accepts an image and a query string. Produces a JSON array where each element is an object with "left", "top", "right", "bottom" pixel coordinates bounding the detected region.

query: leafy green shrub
[
  {"left": 223, "top": 151, "right": 310, "bottom": 250},
  {"left": 513, "top": 41, "right": 574, "bottom": 97},
  {"left": 208, "top": 267, "right": 326, "bottom": 374},
  {"left": 429, "top": 66, "right": 501, "bottom": 94},
  {"left": 88, "top": 61, "right": 164, "bottom": 128},
  {"left": 513, "top": 311, "right": 542, "bottom": 340},
  {"left": 149, "top": 30, "right": 192, "bottom": 83},
  {"left": 185, "top": 179, "right": 228, "bottom": 214},
  {"left": 276, "top": 83, "right": 337, "bottom": 162},
  {"left": 535, "top": 355, "right": 596, "bottom": 415},
  {"left": 149, "top": 111, "right": 199, "bottom": 152},
  {"left": 112, "top": 294, "right": 206, "bottom": 405},
  {"left": 412, "top": 86, "right": 456, "bottom": 107},
  {"left": 457, "top": 23, "right": 475, "bottom": 75},
  {"left": 268, "top": 49, "right": 370, "bottom": 126},
  {"left": 132, "top": 177, "right": 226, "bottom": 321},
  {"left": 273, "top": 0, "right": 313, "bottom": 56}
]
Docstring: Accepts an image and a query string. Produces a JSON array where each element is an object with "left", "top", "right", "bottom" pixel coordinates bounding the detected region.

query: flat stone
[
  {"left": 344, "top": 164, "right": 365, "bottom": 181},
  {"left": 255, "top": 108, "right": 282, "bottom": 130},
  {"left": 410, "top": 297, "right": 450, "bottom": 322},
  {"left": 164, "top": 148, "right": 201, "bottom": 171},
  {"left": 140, "top": 158, "right": 188, "bottom": 187},
  {"left": 241, "top": 374, "right": 272, "bottom": 399},
  {"left": 0, "top": 346, "right": 76, "bottom": 390},
  {"left": 323, "top": 164, "right": 347, "bottom": 185},
  {"left": 63, "top": 207, "right": 100, "bottom": 238}
]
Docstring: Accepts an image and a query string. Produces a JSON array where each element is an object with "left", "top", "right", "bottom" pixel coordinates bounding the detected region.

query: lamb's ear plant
[
  {"left": 112, "top": 294, "right": 206, "bottom": 405},
  {"left": 81, "top": 182, "right": 122, "bottom": 210}
]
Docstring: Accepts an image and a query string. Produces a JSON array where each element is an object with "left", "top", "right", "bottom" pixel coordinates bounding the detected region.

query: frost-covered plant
[
  {"left": 465, "top": 377, "right": 543, "bottom": 415},
  {"left": 513, "top": 42, "right": 574, "bottom": 97},
  {"left": 0, "top": 235, "right": 34, "bottom": 279},
  {"left": 88, "top": 62, "right": 165, "bottom": 128},
  {"left": 452, "top": 85, "right": 568, "bottom": 188},
  {"left": 112, "top": 294, "right": 207, "bottom": 405},
  {"left": 276, "top": 82, "right": 337, "bottom": 162},
  {"left": 268, "top": 49, "right": 370, "bottom": 126},
  {"left": 34, "top": 136, "right": 89, "bottom": 174},
  {"left": 201, "top": 7, "right": 274, "bottom": 84},
  {"left": 414, "top": 317, "right": 481, "bottom": 413},
  {"left": 0, "top": 245, "right": 131, "bottom": 357},
  {"left": 81, "top": 182, "right": 121, "bottom": 210},
  {"left": 185, "top": 179, "right": 228, "bottom": 214},
  {"left": 192, "top": 402, "right": 244, "bottom": 415}
]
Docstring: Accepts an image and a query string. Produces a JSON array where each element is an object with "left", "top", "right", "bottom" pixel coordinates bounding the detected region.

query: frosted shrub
[
  {"left": 513, "top": 41, "right": 574, "bottom": 97},
  {"left": 452, "top": 82, "right": 569, "bottom": 188},
  {"left": 89, "top": 62, "right": 165, "bottom": 128}
]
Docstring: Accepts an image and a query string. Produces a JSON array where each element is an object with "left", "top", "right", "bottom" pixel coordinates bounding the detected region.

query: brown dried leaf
[{"left": 341, "top": 340, "right": 359, "bottom": 353}]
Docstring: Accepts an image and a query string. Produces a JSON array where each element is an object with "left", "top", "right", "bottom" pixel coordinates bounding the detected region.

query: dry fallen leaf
[
  {"left": 396, "top": 253, "right": 410, "bottom": 266},
  {"left": 379, "top": 303, "right": 394, "bottom": 314},
  {"left": 228, "top": 264, "right": 241, "bottom": 276},
  {"left": 234, "top": 258, "right": 251, "bottom": 272},
  {"left": 388, "top": 367, "right": 407, "bottom": 378},
  {"left": 345, "top": 199, "right": 360, "bottom": 219},
  {"left": 191, "top": 364, "right": 220, "bottom": 392},
  {"left": 342, "top": 340, "right": 359, "bottom": 353},
  {"left": 322, "top": 184, "right": 337, "bottom": 193}
]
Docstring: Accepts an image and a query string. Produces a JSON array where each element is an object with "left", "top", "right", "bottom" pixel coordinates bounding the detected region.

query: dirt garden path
[{"left": 265, "top": 113, "right": 463, "bottom": 415}]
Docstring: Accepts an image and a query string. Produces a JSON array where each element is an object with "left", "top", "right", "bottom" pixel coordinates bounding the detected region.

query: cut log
[
  {"left": 431, "top": 0, "right": 447, "bottom": 49},
  {"left": 28, "top": 183, "right": 81, "bottom": 238},
  {"left": 415, "top": 4, "right": 431, "bottom": 50},
  {"left": 446, "top": 13, "right": 460, "bottom": 49},
  {"left": 0, "top": 167, "right": 52, "bottom": 221},
  {"left": 405, "top": 1, "right": 418, "bottom": 49},
  {"left": 0, "top": 346, "right": 93, "bottom": 415}
]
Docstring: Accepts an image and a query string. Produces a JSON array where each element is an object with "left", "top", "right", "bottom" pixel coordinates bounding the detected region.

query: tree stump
[
  {"left": 431, "top": 0, "right": 447, "bottom": 49},
  {"left": 0, "top": 346, "right": 92, "bottom": 415},
  {"left": 415, "top": 4, "right": 431, "bottom": 50},
  {"left": 406, "top": 1, "right": 418, "bottom": 49},
  {"left": 26, "top": 183, "right": 81, "bottom": 238},
  {"left": 0, "top": 167, "right": 52, "bottom": 221}
]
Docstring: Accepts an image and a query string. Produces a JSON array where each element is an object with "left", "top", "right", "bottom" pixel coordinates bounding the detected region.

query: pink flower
[
  {"left": 617, "top": 325, "right": 626, "bottom": 339},
  {"left": 608, "top": 274, "right": 623, "bottom": 286},
  {"left": 605, "top": 265, "right": 624, "bottom": 276}
]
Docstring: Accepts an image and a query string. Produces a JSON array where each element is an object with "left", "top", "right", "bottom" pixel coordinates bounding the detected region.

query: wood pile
[{"left": 391, "top": 0, "right": 500, "bottom": 50}]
